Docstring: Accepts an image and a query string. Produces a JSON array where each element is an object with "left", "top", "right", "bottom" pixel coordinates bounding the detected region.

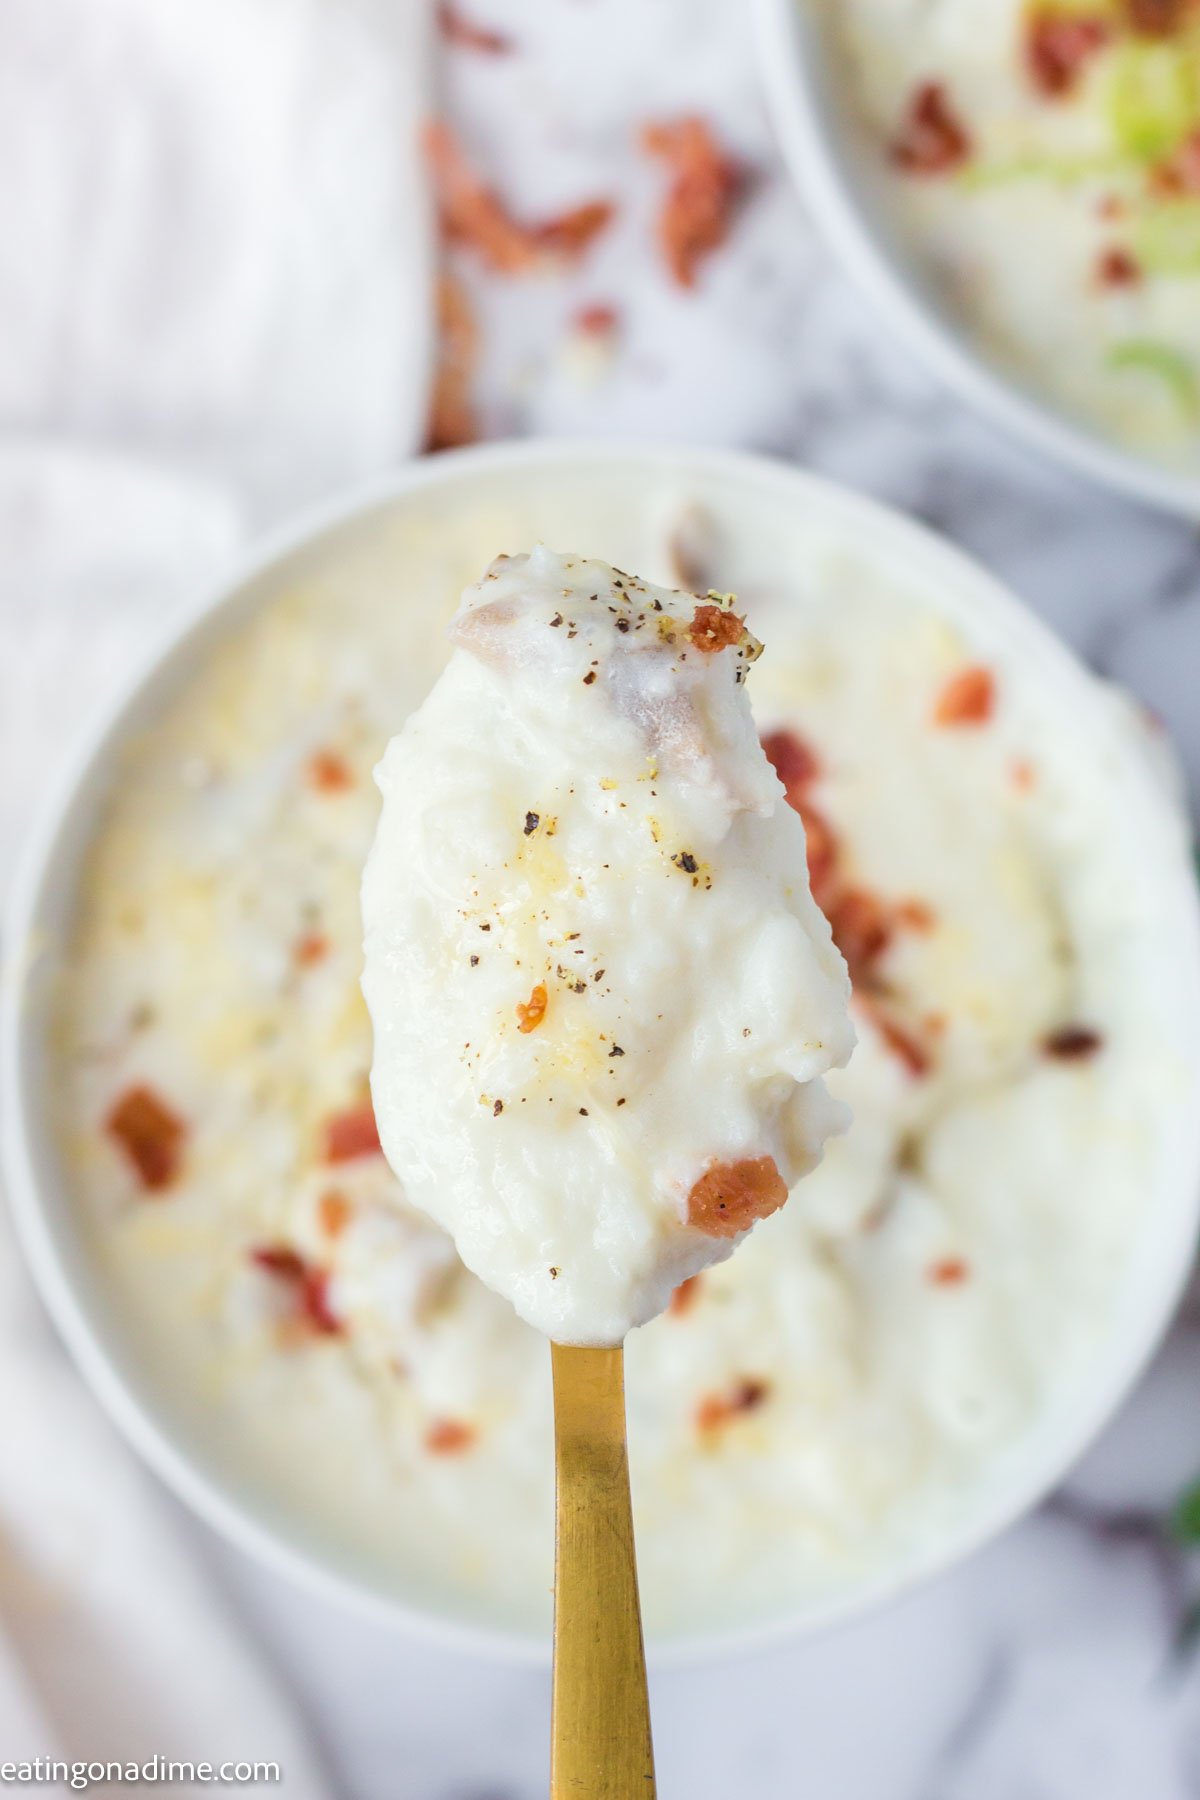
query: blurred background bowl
[{"left": 754, "top": 0, "right": 1200, "bottom": 520}]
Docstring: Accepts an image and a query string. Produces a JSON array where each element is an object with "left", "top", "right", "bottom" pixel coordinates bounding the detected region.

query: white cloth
[
  {"left": 0, "top": 0, "right": 434, "bottom": 523},
  {"left": 0, "top": 0, "right": 436, "bottom": 1784},
  {"left": 0, "top": 452, "right": 331, "bottom": 1796}
]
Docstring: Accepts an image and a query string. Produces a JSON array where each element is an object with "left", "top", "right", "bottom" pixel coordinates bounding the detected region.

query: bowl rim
[
  {"left": 4, "top": 436, "right": 1200, "bottom": 1667},
  {"left": 752, "top": 0, "right": 1200, "bottom": 522}
]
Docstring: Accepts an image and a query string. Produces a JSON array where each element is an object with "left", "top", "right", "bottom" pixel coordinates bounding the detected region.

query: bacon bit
[
  {"left": 427, "top": 272, "right": 479, "bottom": 452},
  {"left": 251, "top": 1245, "right": 342, "bottom": 1335},
  {"left": 696, "top": 1377, "right": 770, "bottom": 1433},
  {"left": 322, "top": 1102, "right": 382, "bottom": 1164},
  {"left": 516, "top": 983, "right": 548, "bottom": 1033},
  {"left": 798, "top": 802, "right": 839, "bottom": 909},
  {"left": 1043, "top": 1025, "right": 1104, "bottom": 1060},
  {"left": 293, "top": 931, "right": 329, "bottom": 969},
  {"left": 688, "top": 602, "right": 745, "bottom": 654},
  {"left": 896, "top": 899, "right": 936, "bottom": 932},
  {"left": 573, "top": 302, "right": 620, "bottom": 336},
  {"left": 641, "top": 117, "right": 747, "bottom": 288},
  {"left": 105, "top": 1085, "right": 186, "bottom": 1192},
  {"left": 1095, "top": 246, "right": 1142, "bottom": 288},
  {"left": 308, "top": 749, "right": 353, "bottom": 792},
  {"left": 318, "top": 1190, "right": 351, "bottom": 1238},
  {"left": 1024, "top": 13, "right": 1110, "bottom": 97},
  {"left": 669, "top": 1273, "right": 704, "bottom": 1318},
  {"left": 828, "top": 888, "right": 894, "bottom": 984},
  {"left": 864, "top": 1002, "right": 931, "bottom": 1078},
  {"left": 537, "top": 202, "right": 617, "bottom": 260},
  {"left": 761, "top": 727, "right": 822, "bottom": 800},
  {"left": 889, "top": 82, "right": 972, "bottom": 176},
  {"left": 437, "top": 2, "right": 512, "bottom": 52},
  {"left": 933, "top": 664, "right": 995, "bottom": 727},
  {"left": 425, "top": 1418, "right": 478, "bottom": 1454},
  {"left": 424, "top": 121, "right": 614, "bottom": 274},
  {"left": 1125, "top": 0, "right": 1187, "bottom": 35},
  {"left": 1150, "top": 129, "right": 1200, "bottom": 197},
  {"left": 928, "top": 1256, "right": 970, "bottom": 1287},
  {"left": 686, "top": 1156, "right": 788, "bottom": 1239}
]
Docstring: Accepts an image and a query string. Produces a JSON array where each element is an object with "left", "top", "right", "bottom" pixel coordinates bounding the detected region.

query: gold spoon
[{"left": 550, "top": 1342, "right": 657, "bottom": 1799}]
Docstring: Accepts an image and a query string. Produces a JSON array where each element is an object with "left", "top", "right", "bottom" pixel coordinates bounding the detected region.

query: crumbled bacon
[
  {"left": 424, "top": 121, "right": 614, "bottom": 274},
  {"left": 1125, "top": 0, "right": 1187, "bottom": 35},
  {"left": 827, "top": 888, "right": 895, "bottom": 985},
  {"left": 669, "top": 1273, "right": 704, "bottom": 1318},
  {"left": 896, "top": 899, "right": 936, "bottom": 932},
  {"left": 427, "top": 273, "right": 479, "bottom": 453},
  {"left": 928, "top": 1256, "right": 970, "bottom": 1286},
  {"left": 688, "top": 602, "right": 745, "bottom": 654},
  {"left": 438, "top": 2, "right": 512, "bottom": 52},
  {"left": 1043, "top": 1025, "right": 1104, "bottom": 1060},
  {"left": 799, "top": 804, "right": 839, "bottom": 907},
  {"left": 761, "top": 728, "right": 822, "bottom": 799},
  {"left": 1095, "top": 247, "right": 1142, "bottom": 288},
  {"left": 933, "top": 664, "right": 995, "bottom": 726},
  {"left": 322, "top": 1102, "right": 382, "bottom": 1164},
  {"left": 425, "top": 1418, "right": 477, "bottom": 1454},
  {"left": 1150, "top": 129, "right": 1200, "bottom": 196},
  {"left": 573, "top": 302, "right": 620, "bottom": 336},
  {"left": 293, "top": 932, "right": 329, "bottom": 969},
  {"left": 308, "top": 749, "right": 353, "bottom": 791},
  {"left": 686, "top": 1156, "right": 788, "bottom": 1239},
  {"left": 516, "top": 983, "right": 548, "bottom": 1033},
  {"left": 696, "top": 1377, "right": 770, "bottom": 1432},
  {"left": 251, "top": 1245, "right": 342, "bottom": 1335},
  {"left": 641, "top": 117, "right": 747, "bottom": 288},
  {"left": 1024, "top": 13, "right": 1110, "bottom": 97},
  {"left": 318, "top": 1190, "right": 351, "bottom": 1238},
  {"left": 890, "top": 83, "right": 972, "bottom": 175},
  {"left": 106, "top": 1085, "right": 186, "bottom": 1192},
  {"left": 864, "top": 1001, "right": 931, "bottom": 1078}
]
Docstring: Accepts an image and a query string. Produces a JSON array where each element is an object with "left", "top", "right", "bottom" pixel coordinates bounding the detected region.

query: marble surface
[{"left": 8, "top": 0, "right": 1200, "bottom": 1795}]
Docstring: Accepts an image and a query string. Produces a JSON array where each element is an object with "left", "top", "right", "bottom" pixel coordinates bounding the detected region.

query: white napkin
[
  {"left": 0, "top": 0, "right": 438, "bottom": 1782},
  {"left": 0, "top": 449, "right": 335, "bottom": 1795},
  {"left": 0, "top": 0, "right": 434, "bottom": 524}
]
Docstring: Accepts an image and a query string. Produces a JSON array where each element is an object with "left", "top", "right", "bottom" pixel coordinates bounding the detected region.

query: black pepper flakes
[
  {"left": 549, "top": 613, "right": 563, "bottom": 627},
  {"left": 583, "top": 671, "right": 597, "bottom": 685},
  {"left": 524, "top": 811, "right": 540, "bottom": 835},
  {"left": 493, "top": 1099, "right": 504, "bottom": 1116},
  {"left": 470, "top": 954, "right": 480, "bottom": 967},
  {"left": 674, "top": 851, "right": 699, "bottom": 874},
  {"left": 609, "top": 1044, "right": 625, "bottom": 1058}
]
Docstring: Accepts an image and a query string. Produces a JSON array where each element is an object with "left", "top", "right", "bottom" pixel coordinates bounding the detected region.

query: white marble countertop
[{"left": 8, "top": 1, "right": 1200, "bottom": 1795}]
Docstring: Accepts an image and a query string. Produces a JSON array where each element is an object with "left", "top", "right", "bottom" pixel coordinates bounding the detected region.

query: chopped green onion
[
  {"left": 1107, "top": 338, "right": 1200, "bottom": 417},
  {"left": 1106, "top": 40, "right": 1199, "bottom": 162},
  {"left": 956, "top": 151, "right": 1125, "bottom": 192},
  {"left": 1131, "top": 198, "right": 1200, "bottom": 273}
]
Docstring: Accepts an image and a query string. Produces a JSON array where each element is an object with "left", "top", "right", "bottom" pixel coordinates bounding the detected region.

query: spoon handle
[{"left": 550, "top": 1342, "right": 656, "bottom": 1799}]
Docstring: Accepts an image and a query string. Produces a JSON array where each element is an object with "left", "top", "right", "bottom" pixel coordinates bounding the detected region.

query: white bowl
[
  {"left": 4, "top": 440, "right": 1200, "bottom": 1663},
  {"left": 754, "top": 0, "right": 1200, "bottom": 520}
]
